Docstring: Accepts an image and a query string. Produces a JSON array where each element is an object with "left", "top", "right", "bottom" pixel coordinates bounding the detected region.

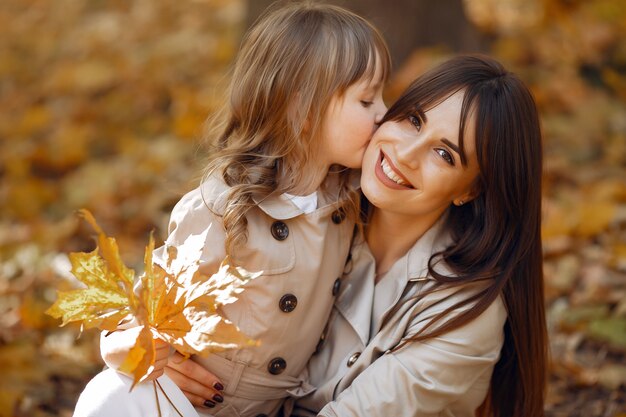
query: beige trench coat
[
  {"left": 153, "top": 173, "right": 355, "bottom": 417},
  {"left": 291, "top": 219, "right": 507, "bottom": 417}
]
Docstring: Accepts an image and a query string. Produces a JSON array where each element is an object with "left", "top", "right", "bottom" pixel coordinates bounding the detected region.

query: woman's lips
[{"left": 374, "top": 150, "right": 414, "bottom": 190}]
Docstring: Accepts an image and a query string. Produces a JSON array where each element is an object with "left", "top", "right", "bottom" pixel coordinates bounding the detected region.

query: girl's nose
[{"left": 375, "top": 100, "right": 387, "bottom": 125}]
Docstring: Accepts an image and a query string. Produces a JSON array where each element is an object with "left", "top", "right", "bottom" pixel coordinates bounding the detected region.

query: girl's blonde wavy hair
[{"left": 202, "top": 1, "right": 391, "bottom": 258}]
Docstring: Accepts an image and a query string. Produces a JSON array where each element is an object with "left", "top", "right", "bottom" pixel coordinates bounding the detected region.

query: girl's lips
[{"left": 374, "top": 150, "right": 414, "bottom": 190}]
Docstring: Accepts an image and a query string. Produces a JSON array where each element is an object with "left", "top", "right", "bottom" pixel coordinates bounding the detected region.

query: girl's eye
[
  {"left": 360, "top": 100, "right": 373, "bottom": 108},
  {"left": 435, "top": 148, "right": 455, "bottom": 166},
  {"left": 408, "top": 114, "right": 422, "bottom": 131}
]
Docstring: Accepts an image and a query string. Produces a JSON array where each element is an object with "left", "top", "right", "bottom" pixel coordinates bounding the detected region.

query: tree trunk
[{"left": 245, "top": 0, "right": 488, "bottom": 68}]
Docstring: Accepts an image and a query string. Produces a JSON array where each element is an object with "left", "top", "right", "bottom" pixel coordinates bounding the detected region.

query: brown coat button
[
  {"left": 279, "top": 294, "right": 297, "bottom": 313},
  {"left": 332, "top": 278, "right": 341, "bottom": 296},
  {"left": 270, "top": 221, "right": 289, "bottom": 240},
  {"left": 268, "top": 357, "right": 287, "bottom": 375},
  {"left": 331, "top": 209, "right": 346, "bottom": 224},
  {"left": 347, "top": 352, "right": 361, "bottom": 367}
]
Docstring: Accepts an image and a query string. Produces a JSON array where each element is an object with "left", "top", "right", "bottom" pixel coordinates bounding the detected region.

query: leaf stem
[{"left": 155, "top": 379, "right": 185, "bottom": 417}]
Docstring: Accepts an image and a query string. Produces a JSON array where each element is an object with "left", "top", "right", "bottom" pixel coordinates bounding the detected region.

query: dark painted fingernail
[
  {"left": 213, "top": 394, "right": 224, "bottom": 403},
  {"left": 203, "top": 400, "right": 216, "bottom": 408},
  {"left": 214, "top": 382, "right": 224, "bottom": 391}
]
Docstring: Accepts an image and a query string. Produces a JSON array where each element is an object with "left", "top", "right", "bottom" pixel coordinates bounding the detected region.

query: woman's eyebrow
[
  {"left": 441, "top": 138, "right": 460, "bottom": 155},
  {"left": 409, "top": 108, "right": 427, "bottom": 123}
]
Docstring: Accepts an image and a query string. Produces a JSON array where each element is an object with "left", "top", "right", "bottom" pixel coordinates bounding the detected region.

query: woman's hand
[{"left": 165, "top": 352, "right": 225, "bottom": 409}]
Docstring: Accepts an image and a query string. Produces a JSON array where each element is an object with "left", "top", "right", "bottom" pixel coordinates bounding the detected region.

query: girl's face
[
  {"left": 361, "top": 90, "right": 480, "bottom": 220},
  {"left": 319, "top": 58, "right": 387, "bottom": 169}
]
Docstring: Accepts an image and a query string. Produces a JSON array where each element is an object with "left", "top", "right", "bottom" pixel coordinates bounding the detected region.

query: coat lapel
[
  {"left": 334, "top": 239, "right": 376, "bottom": 346},
  {"left": 371, "top": 218, "right": 452, "bottom": 335},
  {"left": 334, "top": 217, "right": 453, "bottom": 346}
]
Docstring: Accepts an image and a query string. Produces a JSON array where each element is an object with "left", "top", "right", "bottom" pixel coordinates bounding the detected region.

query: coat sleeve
[
  {"left": 100, "top": 186, "right": 227, "bottom": 364},
  {"left": 318, "top": 292, "right": 507, "bottom": 417}
]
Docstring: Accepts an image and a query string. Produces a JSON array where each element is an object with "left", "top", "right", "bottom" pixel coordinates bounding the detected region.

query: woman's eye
[
  {"left": 408, "top": 114, "right": 422, "bottom": 131},
  {"left": 360, "top": 100, "right": 373, "bottom": 108},
  {"left": 436, "top": 148, "right": 455, "bottom": 166}
]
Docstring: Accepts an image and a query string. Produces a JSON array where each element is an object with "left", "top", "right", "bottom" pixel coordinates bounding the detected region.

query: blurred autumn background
[{"left": 0, "top": 0, "right": 624, "bottom": 415}]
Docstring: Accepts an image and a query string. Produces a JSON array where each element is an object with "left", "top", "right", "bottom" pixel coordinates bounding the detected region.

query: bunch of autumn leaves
[{"left": 46, "top": 210, "right": 258, "bottom": 388}]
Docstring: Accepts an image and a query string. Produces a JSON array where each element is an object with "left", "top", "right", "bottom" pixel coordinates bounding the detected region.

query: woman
[
  {"left": 290, "top": 53, "right": 547, "bottom": 417},
  {"left": 168, "top": 54, "right": 548, "bottom": 417}
]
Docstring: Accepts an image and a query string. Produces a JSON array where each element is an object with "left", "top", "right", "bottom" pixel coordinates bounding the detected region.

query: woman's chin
[{"left": 360, "top": 181, "right": 385, "bottom": 209}]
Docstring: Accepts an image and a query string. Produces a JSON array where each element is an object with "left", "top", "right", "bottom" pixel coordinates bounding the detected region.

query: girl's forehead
[
  {"left": 345, "top": 61, "right": 383, "bottom": 93},
  {"left": 361, "top": 55, "right": 386, "bottom": 87}
]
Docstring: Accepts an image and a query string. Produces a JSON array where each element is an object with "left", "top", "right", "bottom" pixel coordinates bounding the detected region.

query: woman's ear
[{"left": 453, "top": 180, "right": 482, "bottom": 206}]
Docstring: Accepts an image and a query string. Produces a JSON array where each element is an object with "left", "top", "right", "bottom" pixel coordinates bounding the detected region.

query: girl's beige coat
[
  {"left": 155, "top": 173, "right": 355, "bottom": 417},
  {"left": 292, "top": 220, "right": 507, "bottom": 417}
]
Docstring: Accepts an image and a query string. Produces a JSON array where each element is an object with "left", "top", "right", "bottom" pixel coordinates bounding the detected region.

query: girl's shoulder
[
  {"left": 163, "top": 174, "right": 232, "bottom": 241},
  {"left": 174, "top": 173, "right": 231, "bottom": 217}
]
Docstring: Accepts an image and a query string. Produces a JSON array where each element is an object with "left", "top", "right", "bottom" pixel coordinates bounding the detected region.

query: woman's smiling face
[{"left": 361, "top": 90, "right": 480, "bottom": 221}]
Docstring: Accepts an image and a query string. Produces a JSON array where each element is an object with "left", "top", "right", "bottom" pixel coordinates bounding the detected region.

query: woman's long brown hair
[{"left": 384, "top": 55, "right": 547, "bottom": 417}]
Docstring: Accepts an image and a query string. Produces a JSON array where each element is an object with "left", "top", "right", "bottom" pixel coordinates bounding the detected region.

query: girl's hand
[
  {"left": 100, "top": 327, "right": 143, "bottom": 370},
  {"left": 165, "top": 352, "right": 225, "bottom": 409},
  {"left": 144, "top": 339, "right": 172, "bottom": 381},
  {"left": 100, "top": 328, "right": 172, "bottom": 380}
]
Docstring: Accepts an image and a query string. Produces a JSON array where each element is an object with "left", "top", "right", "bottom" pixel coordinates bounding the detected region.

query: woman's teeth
[{"left": 381, "top": 156, "right": 410, "bottom": 186}]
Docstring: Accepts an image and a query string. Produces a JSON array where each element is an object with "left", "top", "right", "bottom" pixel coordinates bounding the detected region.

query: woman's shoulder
[{"left": 409, "top": 281, "right": 507, "bottom": 345}]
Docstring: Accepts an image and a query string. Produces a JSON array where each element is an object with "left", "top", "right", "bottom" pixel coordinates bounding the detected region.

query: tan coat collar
[
  {"left": 204, "top": 171, "right": 350, "bottom": 220},
  {"left": 355, "top": 214, "right": 453, "bottom": 282},
  {"left": 200, "top": 175, "right": 302, "bottom": 220},
  {"left": 252, "top": 193, "right": 306, "bottom": 220},
  {"left": 371, "top": 217, "right": 453, "bottom": 334},
  {"left": 406, "top": 216, "right": 454, "bottom": 281},
  {"left": 335, "top": 215, "right": 454, "bottom": 343}
]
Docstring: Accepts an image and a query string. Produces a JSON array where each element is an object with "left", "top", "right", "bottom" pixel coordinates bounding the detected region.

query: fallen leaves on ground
[{"left": 1, "top": 0, "right": 625, "bottom": 415}]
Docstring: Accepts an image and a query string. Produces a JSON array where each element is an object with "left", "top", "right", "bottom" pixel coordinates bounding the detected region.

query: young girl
[{"left": 73, "top": 3, "right": 390, "bottom": 417}]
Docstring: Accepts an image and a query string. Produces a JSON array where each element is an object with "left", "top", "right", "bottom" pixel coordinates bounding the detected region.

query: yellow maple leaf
[
  {"left": 46, "top": 210, "right": 259, "bottom": 389},
  {"left": 45, "top": 209, "right": 136, "bottom": 332}
]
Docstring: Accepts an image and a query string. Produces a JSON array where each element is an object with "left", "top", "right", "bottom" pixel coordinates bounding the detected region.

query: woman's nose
[{"left": 395, "top": 131, "right": 422, "bottom": 170}]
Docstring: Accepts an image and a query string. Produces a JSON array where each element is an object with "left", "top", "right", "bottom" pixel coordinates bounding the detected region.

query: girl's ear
[
  {"left": 302, "top": 116, "right": 310, "bottom": 134},
  {"left": 288, "top": 91, "right": 311, "bottom": 135}
]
